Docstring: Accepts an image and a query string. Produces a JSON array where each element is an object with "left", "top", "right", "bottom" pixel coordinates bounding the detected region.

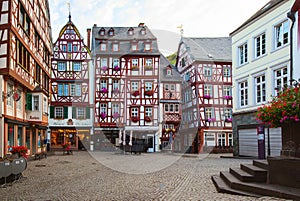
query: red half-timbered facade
[
  {"left": 159, "top": 55, "right": 182, "bottom": 152},
  {"left": 0, "top": 0, "right": 52, "bottom": 157},
  {"left": 176, "top": 37, "right": 233, "bottom": 153},
  {"left": 90, "top": 23, "right": 160, "bottom": 152},
  {"left": 49, "top": 15, "right": 92, "bottom": 151}
]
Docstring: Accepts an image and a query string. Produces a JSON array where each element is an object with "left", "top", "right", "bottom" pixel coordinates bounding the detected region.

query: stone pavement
[{"left": 0, "top": 151, "right": 287, "bottom": 201}]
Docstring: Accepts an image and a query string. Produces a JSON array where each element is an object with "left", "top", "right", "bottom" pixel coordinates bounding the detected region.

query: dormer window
[
  {"left": 99, "top": 28, "right": 105, "bottom": 36},
  {"left": 128, "top": 27, "right": 134, "bottom": 36},
  {"left": 112, "top": 43, "right": 119, "bottom": 52},
  {"left": 167, "top": 68, "right": 172, "bottom": 76},
  {"left": 108, "top": 28, "right": 114, "bottom": 36},
  {"left": 140, "top": 27, "right": 146, "bottom": 35},
  {"left": 144, "top": 42, "right": 151, "bottom": 51}
]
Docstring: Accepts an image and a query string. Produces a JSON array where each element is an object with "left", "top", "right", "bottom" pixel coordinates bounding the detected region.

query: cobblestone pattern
[{"left": 0, "top": 152, "right": 287, "bottom": 201}]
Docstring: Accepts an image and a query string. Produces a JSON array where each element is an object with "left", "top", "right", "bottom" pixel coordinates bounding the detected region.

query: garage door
[{"left": 238, "top": 127, "right": 282, "bottom": 157}]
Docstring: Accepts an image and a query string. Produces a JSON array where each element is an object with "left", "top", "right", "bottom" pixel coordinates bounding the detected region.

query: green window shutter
[
  {"left": 72, "top": 107, "right": 76, "bottom": 118},
  {"left": 50, "top": 106, "right": 54, "bottom": 118},
  {"left": 63, "top": 106, "right": 68, "bottom": 119},
  {"left": 86, "top": 107, "right": 90, "bottom": 118},
  {"left": 26, "top": 93, "right": 32, "bottom": 110}
]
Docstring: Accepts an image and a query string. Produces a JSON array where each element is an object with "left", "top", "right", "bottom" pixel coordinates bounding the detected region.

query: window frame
[
  {"left": 254, "top": 32, "right": 266, "bottom": 58},
  {"left": 238, "top": 42, "right": 248, "bottom": 66},
  {"left": 55, "top": 107, "right": 63, "bottom": 119},
  {"left": 239, "top": 80, "right": 248, "bottom": 107},
  {"left": 274, "top": 20, "right": 289, "bottom": 49},
  {"left": 255, "top": 74, "right": 266, "bottom": 104}
]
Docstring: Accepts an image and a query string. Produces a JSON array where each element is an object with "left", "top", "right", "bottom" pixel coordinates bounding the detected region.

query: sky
[{"left": 49, "top": 0, "right": 270, "bottom": 55}]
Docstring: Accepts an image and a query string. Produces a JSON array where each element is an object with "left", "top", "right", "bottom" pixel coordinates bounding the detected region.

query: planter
[{"left": 281, "top": 122, "right": 300, "bottom": 158}]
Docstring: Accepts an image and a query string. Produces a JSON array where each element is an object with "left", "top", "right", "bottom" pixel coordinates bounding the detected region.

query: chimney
[
  {"left": 87, "top": 28, "right": 91, "bottom": 49},
  {"left": 138, "top": 23, "right": 145, "bottom": 27}
]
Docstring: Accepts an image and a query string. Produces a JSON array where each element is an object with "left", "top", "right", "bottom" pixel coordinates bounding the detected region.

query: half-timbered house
[
  {"left": 0, "top": 0, "right": 52, "bottom": 157},
  {"left": 90, "top": 23, "right": 160, "bottom": 152},
  {"left": 176, "top": 37, "right": 233, "bottom": 153},
  {"left": 49, "top": 14, "right": 92, "bottom": 151},
  {"left": 159, "top": 55, "right": 182, "bottom": 152}
]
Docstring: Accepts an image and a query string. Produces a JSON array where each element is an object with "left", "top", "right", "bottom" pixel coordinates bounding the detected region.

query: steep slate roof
[
  {"left": 230, "top": 0, "right": 287, "bottom": 36},
  {"left": 159, "top": 54, "right": 182, "bottom": 82},
  {"left": 91, "top": 24, "right": 160, "bottom": 56},
  {"left": 181, "top": 37, "right": 232, "bottom": 62}
]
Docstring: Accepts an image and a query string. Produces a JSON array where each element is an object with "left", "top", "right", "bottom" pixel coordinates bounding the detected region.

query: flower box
[
  {"left": 225, "top": 118, "right": 232, "bottom": 122},
  {"left": 100, "top": 112, "right": 106, "bottom": 119},
  {"left": 132, "top": 91, "right": 140, "bottom": 97},
  {"left": 9, "top": 145, "right": 28, "bottom": 158},
  {"left": 145, "top": 66, "right": 153, "bottom": 70},
  {"left": 131, "top": 116, "right": 140, "bottom": 122},
  {"left": 113, "top": 112, "right": 120, "bottom": 118},
  {"left": 144, "top": 90, "right": 154, "bottom": 96},
  {"left": 223, "top": 95, "right": 232, "bottom": 100},
  {"left": 113, "top": 66, "right": 120, "bottom": 71},
  {"left": 145, "top": 116, "right": 152, "bottom": 122},
  {"left": 204, "top": 95, "right": 211, "bottom": 99},
  {"left": 101, "top": 66, "right": 108, "bottom": 71},
  {"left": 101, "top": 88, "right": 108, "bottom": 93},
  {"left": 206, "top": 118, "right": 216, "bottom": 122}
]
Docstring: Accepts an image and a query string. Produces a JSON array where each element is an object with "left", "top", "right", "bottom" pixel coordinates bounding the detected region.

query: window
[
  {"left": 108, "top": 29, "right": 114, "bottom": 36},
  {"left": 100, "top": 103, "right": 107, "bottom": 114},
  {"left": 58, "top": 84, "right": 69, "bottom": 96},
  {"left": 275, "top": 20, "right": 289, "bottom": 49},
  {"left": 145, "top": 107, "right": 152, "bottom": 117},
  {"left": 274, "top": 67, "right": 288, "bottom": 94},
  {"left": 224, "top": 108, "right": 232, "bottom": 119},
  {"left": 170, "top": 84, "right": 175, "bottom": 91},
  {"left": 55, "top": 107, "right": 63, "bottom": 119},
  {"left": 145, "top": 82, "right": 153, "bottom": 91},
  {"left": 131, "top": 82, "right": 139, "bottom": 91},
  {"left": 62, "top": 45, "right": 67, "bottom": 52},
  {"left": 218, "top": 133, "right": 226, "bottom": 147},
  {"left": 185, "top": 72, "right": 190, "bottom": 81},
  {"left": 73, "top": 63, "right": 81, "bottom": 71},
  {"left": 113, "top": 59, "right": 119, "bottom": 67},
  {"left": 76, "top": 84, "right": 81, "bottom": 96},
  {"left": 132, "top": 59, "right": 138, "bottom": 67},
  {"left": 68, "top": 42, "right": 72, "bottom": 52},
  {"left": 204, "top": 67, "right": 212, "bottom": 77},
  {"left": 205, "top": 108, "right": 214, "bottom": 119},
  {"left": 100, "top": 43, "right": 106, "bottom": 51},
  {"left": 18, "top": 40, "right": 30, "bottom": 71},
  {"left": 164, "top": 104, "right": 169, "bottom": 112},
  {"left": 33, "top": 95, "right": 39, "bottom": 110},
  {"left": 131, "top": 107, "right": 138, "bottom": 117},
  {"left": 131, "top": 43, "right": 138, "bottom": 51},
  {"left": 223, "top": 86, "right": 231, "bottom": 96},
  {"left": 113, "top": 80, "right": 119, "bottom": 90},
  {"left": 70, "top": 84, "right": 76, "bottom": 96},
  {"left": 100, "top": 80, "right": 107, "bottom": 89},
  {"left": 255, "top": 33, "right": 266, "bottom": 58},
  {"left": 43, "top": 97, "right": 47, "bottom": 114},
  {"left": 167, "top": 69, "right": 172, "bottom": 76},
  {"left": 101, "top": 58, "right": 108, "bottom": 67},
  {"left": 19, "top": 4, "right": 30, "bottom": 35},
  {"left": 239, "top": 81, "right": 248, "bottom": 107},
  {"left": 238, "top": 43, "right": 248, "bottom": 65},
  {"left": 112, "top": 43, "right": 119, "bottom": 51},
  {"left": 35, "top": 63, "right": 41, "bottom": 83},
  {"left": 7, "top": 83, "right": 13, "bottom": 106},
  {"left": 77, "top": 107, "right": 85, "bottom": 119},
  {"left": 255, "top": 75, "right": 266, "bottom": 104},
  {"left": 128, "top": 28, "right": 134, "bottom": 35},
  {"left": 204, "top": 85, "right": 212, "bottom": 96},
  {"left": 223, "top": 67, "right": 231, "bottom": 77},
  {"left": 112, "top": 103, "right": 119, "bottom": 114},
  {"left": 99, "top": 28, "right": 105, "bottom": 36},
  {"left": 228, "top": 134, "right": 233, "bottom": 146},
  {"left": 16, "top": 89, "right": 22, "bottom": 109},
  {"left": 73, "top": 45, "right": 78, "bottom": 52},
  {"left": 144, "top": 43, "right": 151, "bottom": 51},
  {"left": 58, "top": 62, "right": 66, "bottom": 71},
  {"left": 145, "top": 59, "right": 152, "bottom": 67}
]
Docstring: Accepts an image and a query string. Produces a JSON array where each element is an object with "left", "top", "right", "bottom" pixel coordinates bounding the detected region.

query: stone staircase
[{"left": 212, "top": 160, "right": 300, "bottom": 200}]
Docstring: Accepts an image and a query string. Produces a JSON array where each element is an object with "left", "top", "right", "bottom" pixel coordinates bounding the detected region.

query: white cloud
[{"left": 49, "top": 0, "right": 270, "bottom": 54}]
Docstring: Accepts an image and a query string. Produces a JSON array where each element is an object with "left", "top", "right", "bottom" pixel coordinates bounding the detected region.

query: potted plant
[
  {"left": 223, "top": 95, "right": 232, "bottom": 100},
  {"left": 9, "top": 146, "right": 28, "bottom": 159},
  {"left": 206, "top": 118, "right": 216, "bottom": 122},
  {"left": 132, "top": 90, "right": 140, "bottom": 97},
  {"left": 145, "top": 116, "right": 152, "bottom": 122},
  {"left": 144, "top": 90, "right": 154, "bottom": 96},
  {"left": 225, "top": 118, "right": 232, "bottom": 122},
  {"left": 204, "top": 95, "right": 211, "bottom": 99},
  {"left": 101, "top": 88, "right": 108, "bottom": 93},
  {"left": 100, "top": 112, "right": 106, "bottom": 119},
  {"left": 101, "top": 66, "right": 108, "bottom": 71},
  {"left": 113, "top": 66, "right": 120, "bottom": 71},
  {"left": 113, "top": 112, "right": 120, "bottom": 119},
  {"left": 131, "top": 116, "right": 139, "bottom": 122}
]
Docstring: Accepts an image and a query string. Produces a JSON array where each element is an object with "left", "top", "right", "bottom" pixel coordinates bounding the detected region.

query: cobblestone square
[{"left": 0, "top": 151, "right": 286, "bottom": 201}]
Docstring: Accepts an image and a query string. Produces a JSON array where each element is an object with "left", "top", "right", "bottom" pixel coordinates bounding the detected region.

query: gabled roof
[
  {"left": 159, "top": 54, "right": 182, "bottom": 82},
  {"left": 91, "top": 24, "right": 160, "bottom": 55},
  {"left": 230, "top": 0, "right": 288, "bottom": 36},
  {"left": 180, "top": 37, "right": 231, "bottom": 62}
]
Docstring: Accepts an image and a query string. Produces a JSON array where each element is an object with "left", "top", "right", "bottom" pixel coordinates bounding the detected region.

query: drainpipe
[{"left": 287, "top": 11, "right": 295, "bottom": 85}]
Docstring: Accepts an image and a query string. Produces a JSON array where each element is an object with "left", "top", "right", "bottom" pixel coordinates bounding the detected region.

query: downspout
[{"left": 287, "top": 11, "right": 296, "bottom": 85}]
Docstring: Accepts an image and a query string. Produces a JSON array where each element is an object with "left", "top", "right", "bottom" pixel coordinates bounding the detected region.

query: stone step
[
  {"left": 253, "top": 160, "right": 269, "bottom": 170},
  {"left": 211, "top": 175, "right": 260, "bottom": 197},
  {"left": 219, "top": 171, "right": 300, "bottom": 200},
  {"left": 240, "top": 164, "right": 267, "bottom": 182},
  {"left": 229, "top": 168, "right": 256, "bottom": 182}
]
